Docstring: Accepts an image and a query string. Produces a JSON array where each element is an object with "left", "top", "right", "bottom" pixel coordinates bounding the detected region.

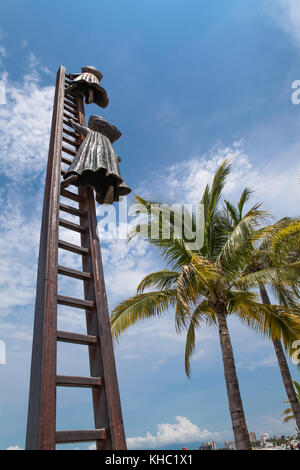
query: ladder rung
[
  {"left": 64, "top": 98, "right": 77, "bottom": 110},
  {"left": 56, "top": 429, "right": 106, "bottom": 444},
  {"left": 63, "top": 128, "right": 79, "bottom": 139},
  {"left": 65, "top": 79, "right": 72, "bottom": 85},
  {"left": 61, "top": 155, "right": 72, "bottom": 165},
  {"left": 56, "top": 375, "right": 102, "bottom": 388},
  {"left": 64, "top": 104, "right": 77, "bottom": 116},
  {"left": 60, "top": 189, "right": 82, "bottom": 203},
  {"left": 64, "top": 113, "right": 78, "bottom": 122},
  {"left": 64, "top": 93, "right": 76, "bottom": 103},
  {"left": 59, "top": 218, "right": 87, "bottom": 233},
  {"left": 59, "top": 202, "right": 85, "bottom": 217},
  {"left": 63, "top": 136, "right": 77, "bottom": 147},
  {"left": 61, "top": 169, "right": 66, "bottom": 177},
  {"left": 64, "top": 118, "right": 76, "bottom": 128},
  {"left": 58, "top": 265, "right": 91, "bottom": 281},
  {"left": 57, "top": 330, "right": 98, "bottom": 345},
  {"left": 58, "top": 239, "right": 89, "bottom": 256},
  {"left": 57, "top": 294, "right": 95, "bottom": 310},
  {"left": 62, "top": 146, "right": 76, "bottom": 157}
]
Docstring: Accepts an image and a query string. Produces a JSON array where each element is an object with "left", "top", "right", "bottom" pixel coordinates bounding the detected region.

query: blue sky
[{"left": 0, "top": 0, "right": 300, "bottom": 450}]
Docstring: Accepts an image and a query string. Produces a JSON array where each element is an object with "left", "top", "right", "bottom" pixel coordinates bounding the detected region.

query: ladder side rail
[{"left": 26, "top": 66, "right": 65, "bottom": 450}]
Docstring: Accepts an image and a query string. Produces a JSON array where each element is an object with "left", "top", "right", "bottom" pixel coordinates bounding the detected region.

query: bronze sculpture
[
  {"left": 62, "top": 115, "right": 131, "bottom": 205},
  {"left": 26, "top": 66, "right": 127, "bottom": 450},
  {"left": 66, "top": 66, "right": 109, "bottom": 107}
]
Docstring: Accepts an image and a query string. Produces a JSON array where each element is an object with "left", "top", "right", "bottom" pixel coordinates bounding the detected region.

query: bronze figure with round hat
[{"left": 66, "top": 66, "right": 109, "bottom": 107}]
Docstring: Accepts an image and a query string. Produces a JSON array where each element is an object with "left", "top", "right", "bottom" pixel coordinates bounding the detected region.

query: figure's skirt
[
  {"left": 65, "top": 167, "right": 131, "bottom": 205},
  {"left": 66, "top": 81, "right": 109, "bottom": 108}
]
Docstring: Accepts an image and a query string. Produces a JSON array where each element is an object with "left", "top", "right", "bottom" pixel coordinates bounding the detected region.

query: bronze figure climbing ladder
[{"left": 26, "top": 66, "right": 126, "bottom": 450}]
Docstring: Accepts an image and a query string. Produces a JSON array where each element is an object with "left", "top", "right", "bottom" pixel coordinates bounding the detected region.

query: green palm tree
[
  {"left": 111, "top": 161, "right": 300, "bottom": 450},
  {"left": 220, "top": 192, "right": 300, "bottom": 429},
  {"left": 282, "top": 381, "right": 300, "bottom": 424}
]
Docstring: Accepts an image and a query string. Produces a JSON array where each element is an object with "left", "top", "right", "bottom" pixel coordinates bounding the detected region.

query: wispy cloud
[
  {"left": 0, "top": 199, "right": 40, "bottom": 312},
  {"left": 265, "top": 0, "right": 300, "bottom": 47},
  {"left": 0, "top": 45, "right": 6, "bottom": 57},
  {"left": 137, "top": 140, "right": 299, "bottom": 217},
  {"left": 237, "top": 356, "right": 277, "bottom": 371},
  {"left": 0, "top": 54, "right": 54, "bottom": 182}
]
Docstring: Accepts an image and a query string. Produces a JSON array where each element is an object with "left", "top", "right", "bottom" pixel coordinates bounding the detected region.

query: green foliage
[
  {"left": 282, "top": 381, "right": 300, "bottom": 423},
  {"left": 111, "top": 160, "right": 300, "bottom": 377}
]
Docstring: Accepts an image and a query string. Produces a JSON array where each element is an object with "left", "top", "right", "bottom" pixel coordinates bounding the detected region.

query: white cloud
[
  {"left": 139, "top": 140, "right": 299, "bottom": 218},
  {"left": 127, "top": 416, "right": 229, "bottom": 449},
  {"left": 265, "top": 0, "right": 300, "bottom": 46},
  {"left": 6, "top": 445, "right": 23, "bottom": 450},
  {"left": 0, "top": 57, "right": 54, "bottom": 182},
  {"left": 0, "top": 199, "right": 40, "bottom": 312},
  {"left": 0, "top": 321, "right": 32, "bottom": 345},
  {"left": 0, "top": 52, "right": 56, "bottom": 318},
  {"left": 102, "top": 238, "right": 158, "bottom": 300},
  {"left": 237, "top": 356, "right": 277, "bottom": 371}
]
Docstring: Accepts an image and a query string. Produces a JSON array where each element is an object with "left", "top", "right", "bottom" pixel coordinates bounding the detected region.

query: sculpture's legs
[
  {"left": 61, "top": 174, "right": 79, "bottom": 189},
  {"left": 102, "top": 185, "right": 114, "bottom": 205},
  {"left": 86, "top": 89, "right": 94, "bottom": 104}
]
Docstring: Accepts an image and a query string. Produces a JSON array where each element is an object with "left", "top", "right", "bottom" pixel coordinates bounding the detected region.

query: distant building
[
  {"left": 199, "top": 441, "right": 217, "bottom": 450},
  {"left": 249, "top": 432, "right": 257, "bottom": 443},
  {"left": 260, "top": 433, "right": 270, "bottom": 442},
  {"left": 224, "top": 440, "right": 236, "bottom": 450}
]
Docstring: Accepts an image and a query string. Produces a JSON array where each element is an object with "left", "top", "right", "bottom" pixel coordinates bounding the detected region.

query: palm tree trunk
[
  {"left": 215, "top": 304, "right": 251, "bottom": 450},
  {"left": 259, "top": 285, "right": 300, "bottom": 430}
]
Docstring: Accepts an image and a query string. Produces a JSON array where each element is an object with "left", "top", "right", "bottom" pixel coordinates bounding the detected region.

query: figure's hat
[
  {"left": 88, "top": 115, "right": 121, "bottom": 142},
  {"left": 81, "top": 66, "right": 103, "bottom": 81},
  {"left": 67, "top": 66, "right": 109, "bottom": 107}
]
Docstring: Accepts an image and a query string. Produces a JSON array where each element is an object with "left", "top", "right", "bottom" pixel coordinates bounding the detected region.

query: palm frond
[
  {"left": 202, "top": 160, "right": 231, "bottom": 259},
  {"left": 224, "top": 200, "right": 239, "bottom": 226},
  {"left": 184, "top": 318, "right": 196, "bottom": 378},
  {"left": 293, "top": 380, "right": 300, "bottom": 398},
  {"left": 227, "top": 291, "right": 300, "bottom": 349},
  {"left": 237, "top": 187, "right": 254, "bottom": 218},
  {"left": 137, "top": 270, "right": 180, "bottom": 293},
  {"left": 176, "top": 255, "right": 219, "bottom": 310},
  {"left": 217, "top": 208, "right": 271, "bottom": 280},
  {"left": 111, "top": 289, "right": 177, "bottom": 338},
  {"left": 128, "top": 196, "right": 194, "bottom": 270},
  {"left": 235, "top": 263, "right": 300, "bottom": 291},
  {"left": 209, "top": 159, "right": 232, "bottom": 215},
  {"left": 184, "top": 300, "right": 216, "bottom": 377},
  {"left": 282, "top": 408, "right": 295, "bottom": 423},
  {"left": 271, "top": 220, "right": 300, "bottom": 264}
]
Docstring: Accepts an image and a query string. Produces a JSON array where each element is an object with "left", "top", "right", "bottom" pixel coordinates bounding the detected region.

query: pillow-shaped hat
[{"left": 88, "top": 115, "right": 122, "bottom": 142}]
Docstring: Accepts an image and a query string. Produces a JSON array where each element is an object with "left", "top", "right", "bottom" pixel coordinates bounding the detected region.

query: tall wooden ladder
[{"left": 26, "top": 66, "right": 126, "bottom": 450}]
